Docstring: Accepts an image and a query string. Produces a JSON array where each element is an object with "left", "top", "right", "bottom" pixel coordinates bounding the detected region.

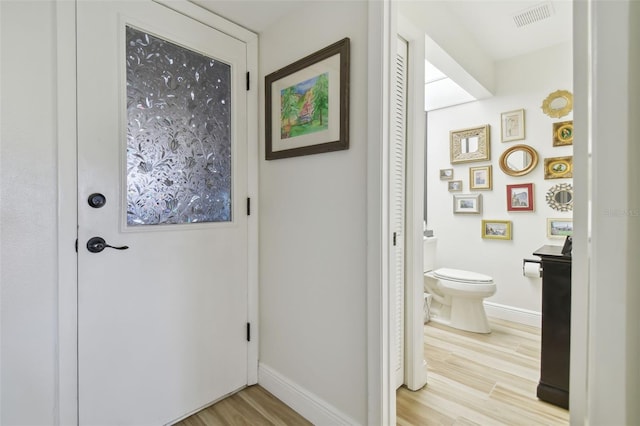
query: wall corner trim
[{"left": 258, "top": 363, "right": 361, "bottom": 426}]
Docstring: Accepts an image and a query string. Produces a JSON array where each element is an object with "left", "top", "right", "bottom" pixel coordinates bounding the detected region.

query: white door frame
[
  {"left": 55, "top": 1, "right": 259, "bottom": 423},
  {"left": 366, "top": 1, "right": 426, "bottom": 422}
]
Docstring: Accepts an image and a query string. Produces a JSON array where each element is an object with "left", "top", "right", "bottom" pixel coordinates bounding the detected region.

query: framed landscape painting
[
  {"left": 547, "top": 218, "right": 573, "bottom": 239},
  {"left": 482, "top": 220, "right": 512, "bottom": 240},
  {"left": 453, "top": 194, "right": 482, "bottom": 214},
  {"left": 506, "top": 183, "right": 534, "bottom": 212},
  {"left": 265, "top": 38, "right": 350, "bottom": 160}
]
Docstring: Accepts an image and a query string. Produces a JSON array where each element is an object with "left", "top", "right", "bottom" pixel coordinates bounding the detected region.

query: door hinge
[
  {"left": 246, "top": 71, "right": 250, "bottom": 91},
  {"left": 75, "top": 239, "right": 78, "bottom": 252},
  {"left": 247, "top": 197, "right": 251, "bottom": 216},
  {"left": 393, "top": 232, "right": 397, "bottom": 246},
  {"left": 246, "top": 322, "right": 251, "bottom": 342}
]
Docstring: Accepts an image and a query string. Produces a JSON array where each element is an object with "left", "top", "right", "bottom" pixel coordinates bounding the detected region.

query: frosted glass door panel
[{"left": 126, "top": 26, "right": 232, "bottom": 226}]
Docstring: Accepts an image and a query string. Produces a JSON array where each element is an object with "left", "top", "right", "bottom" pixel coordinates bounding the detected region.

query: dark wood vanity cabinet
[{"left": 533, "top": 245, "right": 571, "bottom": 409}]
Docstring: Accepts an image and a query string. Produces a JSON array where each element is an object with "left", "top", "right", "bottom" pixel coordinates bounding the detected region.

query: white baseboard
[
  {"left": 258, "top": 363, "right": 360, "bottom": 426},
  {"left": 484, "top": 301, "right": 541, "bottom": 328}
]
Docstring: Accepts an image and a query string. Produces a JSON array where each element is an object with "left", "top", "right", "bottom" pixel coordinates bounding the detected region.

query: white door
[
  {"left": 391, "top": 36, "right": 408, "bottom": 389},
  {"left": 77, "top": 2, "right": 249, "bottom": 424}
]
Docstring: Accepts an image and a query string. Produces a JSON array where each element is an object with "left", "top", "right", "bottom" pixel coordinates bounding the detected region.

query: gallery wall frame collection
[
  {"left": 265, "top": 38, "right": 350, "bottom": 160},
  {"left": 442, "top": 91, "right": 573, "bottom": 241}
]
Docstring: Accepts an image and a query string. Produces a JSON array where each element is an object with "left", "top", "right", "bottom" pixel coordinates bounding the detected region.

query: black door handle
[{"left": 86, "top": 237, "right": 129, "bottom": 253}]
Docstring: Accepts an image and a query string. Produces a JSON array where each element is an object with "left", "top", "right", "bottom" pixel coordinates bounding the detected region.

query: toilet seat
[{"left": 433, "top": 268, "right": 493, "bottom": 284}]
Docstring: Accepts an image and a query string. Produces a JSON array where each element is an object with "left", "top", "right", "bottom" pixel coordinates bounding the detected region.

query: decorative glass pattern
[{"left": 126, "top": 26, "right": 232, "bottom": 225}]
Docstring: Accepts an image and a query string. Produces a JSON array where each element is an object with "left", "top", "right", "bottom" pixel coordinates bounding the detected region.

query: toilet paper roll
[{"left": 523, "top": 261, "right": 541, "bottom": 278}]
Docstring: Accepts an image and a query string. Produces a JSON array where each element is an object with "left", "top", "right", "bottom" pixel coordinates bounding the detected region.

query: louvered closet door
[{"left": 391, "top": 36, "right": 409, "bottom": 389}]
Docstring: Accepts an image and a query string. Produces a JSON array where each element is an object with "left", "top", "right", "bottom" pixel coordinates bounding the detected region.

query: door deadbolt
[{"left": 88, "top": 193, "right": 107, "bottom": 208}]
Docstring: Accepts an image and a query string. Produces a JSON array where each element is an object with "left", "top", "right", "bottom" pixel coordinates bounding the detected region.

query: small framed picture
[
  {"left": 440, "top": 168, "right": 454, "bottom": 180},
  {"left": 482, "top": 220, "right": 512, "bottom": 240},
  {"left": 506, "top": 183, "right": 534, "bottom": 212},
  {"left": 544, "top": 156, "right": 573, "bottom": 179},
  {"left": 553, "top": 120, "right": 573, "bottom": 146},
  {"left": 453, "top": 193, "right": 482, "bottom": 214},
  {"left": 448, "top": 180, "right": 463, "bottom": 192},
  {"left": 547, "top": 218, "right": 573, "bottom": 239},
  {"left": 501, "top": 109, "right": 525, "bottom": 142},
  {"left": 469, "top": 165, "right": 492, "bottom": 190}
]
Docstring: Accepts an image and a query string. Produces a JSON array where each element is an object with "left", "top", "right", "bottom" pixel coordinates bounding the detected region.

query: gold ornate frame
[
  {"left": 541, "top": 89, "right": 573, "bottom": 118},
  {"left": 553, "top": 120, "right": 573, "bottom": 146},
  {"left": 450, "top": 124, "right": 490, "bottom": 164},
  {"left": 544, "top": 156, "right": 573, "bottom": 179},
  {"left": 499, "top": 144, "right": 539, "bottom": 177}
]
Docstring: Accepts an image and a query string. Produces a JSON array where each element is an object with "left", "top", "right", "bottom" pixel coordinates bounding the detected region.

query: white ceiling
[
  {"left": 191, "top": 0, "right": 573, "bottom": 110},
  {"left": 192, "top": 0, "right": 572, "bottom": 61},
  {"left": 442, "top": 0, "right": 572, "bottom": 61},
  {"left": 190, "top": 0, "right": 309, "bottom": 32}
]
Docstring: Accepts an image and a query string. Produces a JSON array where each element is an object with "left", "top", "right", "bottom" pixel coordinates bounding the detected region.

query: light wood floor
[
  {"left": 397, "top": 318, "right": 570, "bottom": 425},
  {"left": 176, "top": 318, "right": 568, "bottom": 425},
  {"left": 175, "top": 385, "right": 311, "bottom": 426}
]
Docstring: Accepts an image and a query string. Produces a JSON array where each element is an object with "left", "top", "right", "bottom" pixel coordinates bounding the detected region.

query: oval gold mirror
[
  {"left": 546, "top": 183, "right": 573, "bottom": 212},
  {"left": 499, "top": 144, "right": 539, "bottom": 176},
  {"left": 541, "top": 90, "right": 573, "bottom": 118}
]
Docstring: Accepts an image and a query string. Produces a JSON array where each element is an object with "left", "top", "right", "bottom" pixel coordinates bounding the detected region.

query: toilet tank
[{"left": 423, "top": 236, "right": 437, "bottom": 272}]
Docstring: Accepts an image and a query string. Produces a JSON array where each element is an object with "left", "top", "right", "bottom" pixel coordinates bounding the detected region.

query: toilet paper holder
[{"left": 522, "top": 258, "right": 542, "bottom": 277}]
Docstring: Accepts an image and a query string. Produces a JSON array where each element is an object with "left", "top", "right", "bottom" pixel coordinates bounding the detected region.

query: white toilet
[{"left": 423, "top": 236, "right": 496, "bottom": 333}]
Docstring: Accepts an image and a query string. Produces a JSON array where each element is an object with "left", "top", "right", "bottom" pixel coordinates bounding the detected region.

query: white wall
[
  {"left": 0, "top": 1, "right": 59, "bottom": 424},
  {"left": 426, "top": 42, "right": 572, "bottom": 318},
  {"left": 257, "top": 1, "right": 368, "bottom": 423}
]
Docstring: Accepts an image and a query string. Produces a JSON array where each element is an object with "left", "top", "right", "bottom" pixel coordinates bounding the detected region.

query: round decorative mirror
[
  {"left": 546, "top": 183, "right": 573, "bottom": 211},
  {"left": 499, "top": 144, "right": 539, "bottom": 176},
  {"left": 541, "top": 90, "right": 573, "bottom": 118}
]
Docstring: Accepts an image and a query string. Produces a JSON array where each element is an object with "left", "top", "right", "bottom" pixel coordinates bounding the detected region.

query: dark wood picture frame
[{"left": 265, "top": 38, "right": 350, "bottom": 160}]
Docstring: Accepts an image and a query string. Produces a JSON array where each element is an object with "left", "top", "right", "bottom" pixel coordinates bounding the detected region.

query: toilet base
[
  {"left": 425, "top": 295, "right": 491, "bottom": 334},
  {"left": 450, "top": 297, "right": 491, "bottom": 333}
]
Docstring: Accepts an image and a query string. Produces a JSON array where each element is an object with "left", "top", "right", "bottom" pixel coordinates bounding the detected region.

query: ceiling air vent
[{"left": 512, "top": 1, "right": 555, "bottom": 28}]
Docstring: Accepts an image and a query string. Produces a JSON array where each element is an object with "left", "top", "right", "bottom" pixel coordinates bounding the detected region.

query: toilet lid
[{"left": 433, "top": 268, "right": 493, "bottom": 284}]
